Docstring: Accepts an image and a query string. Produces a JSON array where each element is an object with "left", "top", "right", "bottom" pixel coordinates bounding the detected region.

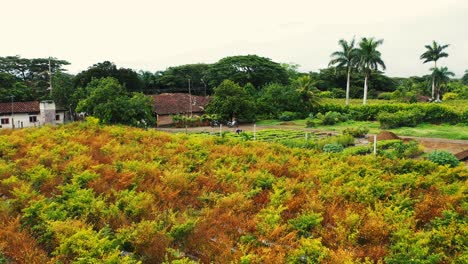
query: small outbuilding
[
  {"left": 150, "top": 93, "right": 211, "bottom": 126},
  {"left": 0, "top": 100, "right": 66, "bottom": 129}
]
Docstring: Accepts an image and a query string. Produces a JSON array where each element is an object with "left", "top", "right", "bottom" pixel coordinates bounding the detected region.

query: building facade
[
  {"left": 0, "top": 101, "right": 65, "bottom": 129},
  {"left": 150, "top": 93, "right": 211, "bottom": 126}
]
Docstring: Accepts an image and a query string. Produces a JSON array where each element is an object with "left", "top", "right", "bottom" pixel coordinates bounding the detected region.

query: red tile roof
[
  {"left": 0, "top": 101, "right": 40, "bottom": 114},
  {"left": 151, "top": 93, "right": 211, "bottom": 115}
]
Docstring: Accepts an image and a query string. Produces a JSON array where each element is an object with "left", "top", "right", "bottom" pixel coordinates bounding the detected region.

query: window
[
  {"left": 29, "top": 116, "right": 37, "bottom": 123},
  {"left": 1, "top": 118, "right": 9, "bottom": 125},
  {"left": 55, "top": 114, "right": 60, "bottom": 121}
]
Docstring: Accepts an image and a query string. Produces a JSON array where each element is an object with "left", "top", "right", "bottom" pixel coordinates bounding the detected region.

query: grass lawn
[
  {"left": 257, "top": 119, "right": 468, "bottom": 140},
  {"left": 390, "top": 123, "right": 468, "bottom": 140}
]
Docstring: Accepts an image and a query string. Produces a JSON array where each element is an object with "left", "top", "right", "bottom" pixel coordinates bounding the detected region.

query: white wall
[{"left": 0, "top": 113, "right": 42, "bottom": 129}]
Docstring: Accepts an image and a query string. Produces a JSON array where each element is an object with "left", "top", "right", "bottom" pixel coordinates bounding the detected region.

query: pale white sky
[{"left": 2, "top": 0, "right": 467, "bottom": 77}]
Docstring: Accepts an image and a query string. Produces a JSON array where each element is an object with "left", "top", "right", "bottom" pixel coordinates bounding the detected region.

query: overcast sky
[{"left": 2, "top": 0, "right": 467, "bottom": 77}]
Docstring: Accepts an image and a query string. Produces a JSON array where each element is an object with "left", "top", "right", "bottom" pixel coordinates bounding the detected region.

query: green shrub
[
  {"left": 342, "top": 146, "right": 372, "bottom": 156},
  {"left": 376, "top": 140, "right": 423, "bottom": 159},
  {"left": 318, "top": 91, "right": 334, "bottom": 98},
  {"left": 288, "top": 212, "right": 323, "bottom": 237},
  {"left": 305, "top": 117, "right": 320, "bottom": 127},
  {"left": 279, "top": 111, "right": 300, "bottom": 121},
  {"left": 443, "top": 92, "right": 459, "bottom": 101},
  {"left": 342, "top": 127, "right": 369, "bottom": 138},
  {"left": 317, "top": 134, "right": 354, "bottom": 150},
  {"left": 323, "top": 143, "right": 344, "bottom": 153},
  {"left": 330, "top": 88, "right": 346, "bottom": 98},
  {"left": 378, "top": 92, "right": 393, "bottom": 100},
  {"left": 427, "top": 150, "right": 460, "bottom": 167},
  {"left": 378, "top": 109, "right": 424, "bottom": 129},
  {"left": 312, "top": 102, "right": 463, "bottom": 124},
  {"left": 317, "top": 111, "right": 348, "bottom": 125}
]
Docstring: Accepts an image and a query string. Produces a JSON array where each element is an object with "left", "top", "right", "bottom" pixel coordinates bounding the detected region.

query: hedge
[{"left": 311, "top": 103, "right": 467, "bottom": 125}]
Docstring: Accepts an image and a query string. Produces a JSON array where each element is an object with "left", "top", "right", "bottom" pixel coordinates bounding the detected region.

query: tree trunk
[
  {"left": 431, "top": 75, "right": 435, "bottom": 99},
  {"left": 432, "top": 61, "right": 437, "bottom": 99},
  {"left": 346, "top": 67, "right": 351, "bottom": 105},
  {"left": 363, "top": 74, "right": 368, "bottom": 105}
]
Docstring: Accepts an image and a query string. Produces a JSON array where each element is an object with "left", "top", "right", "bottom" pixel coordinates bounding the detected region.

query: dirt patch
[
  {"left": 455, "top": 150, "right": 468, "bottom": 161},
  {"left": 369, "top": 131, "right": 400, "bottom": 142}
]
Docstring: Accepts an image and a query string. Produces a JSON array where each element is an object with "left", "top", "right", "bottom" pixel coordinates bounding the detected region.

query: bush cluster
[
  {"left": 312, "top": 102, "right": 467, "bottom": 128},
  {"left": 278, "top": 111, "right": 301, "bottom": 121},
  {"left": 377, "top": 110, "right": 424, "bottom": 129},
  {"left": 427, "top": 150, "right": 460, "bottom": 167},
  {"left": 322, "top": 143, "right": 344, "bottom": 153},
  {"left": 316, "top": 111, "right": 348, "bottom": 125},
  {"left": 0, "top": 124, "right": 465, "bottom": 263},
  {"left": 342, "top": 127, "right": 369, "bottom": 138}
]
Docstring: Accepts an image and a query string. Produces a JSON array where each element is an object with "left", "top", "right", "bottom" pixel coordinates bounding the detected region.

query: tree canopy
[
  {"left": 76, "top": 77, "right": 154, "bottom": 127},
  {"left": 357, "top": 38, "right": 386, "bottom": 104},
  {"left": 206, "top": 55, "right": 289, "bottom": 89},
  {"left": 329, "top": 38, "right": 358, "bottom": 105},
  {"left": 155, "top": 63, "right": 210, "bottom": 95},
  {"left": 420, "top": 41, "right": 449, "bottom": 99},
  {"left": 74, "top": 61, "right": 144, "bottom": 93},
  {"left": 0, "top": 56, "right": 70, "bottom": 100},
  {"left": 206, "top": 80, "right": 255, "bottom": 121}
]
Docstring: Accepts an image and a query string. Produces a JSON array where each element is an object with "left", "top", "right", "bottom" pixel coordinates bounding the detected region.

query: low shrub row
[{"left": 311, "top": 103, "right": 467, "bottom": 126}]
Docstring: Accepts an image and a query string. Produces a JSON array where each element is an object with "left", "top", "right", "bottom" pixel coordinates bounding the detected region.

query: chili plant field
[{"left": 0, "top": 122, "right": 466, "bottom": 263}]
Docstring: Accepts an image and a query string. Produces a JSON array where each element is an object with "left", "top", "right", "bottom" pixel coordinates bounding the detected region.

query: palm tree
[
  {"left": 462, "top": 69, "right": 468, "bottom": 85},
  {"left": 329, "top": 38, "right": 358, "bottom": 105},
  {"left": 356, "top": 38, "right": 386, "bottom": 105},
  {"left": 432, "top": 67, "right": 454, "bottom": 101},
  {"left": 294, "top": 75, "right": 320, "bottom": 110},
  {"left": 420, "top": 41, "right": 449, "bottom": 99}
]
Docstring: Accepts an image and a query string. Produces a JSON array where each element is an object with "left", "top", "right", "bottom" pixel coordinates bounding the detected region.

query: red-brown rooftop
[
  {"left": 151, "top": 93, "right": 211, "bottom": 115},
  {"left": 0, "top": 101, "right": 40, "bottom": 114}
]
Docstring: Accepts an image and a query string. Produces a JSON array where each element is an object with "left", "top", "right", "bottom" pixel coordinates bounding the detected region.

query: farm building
[
  {"left": 0, "top": 100, "right": 66, "bottom": 129},
  {"left": 150, "top": 93, "right": 211, "bottom": 126}
]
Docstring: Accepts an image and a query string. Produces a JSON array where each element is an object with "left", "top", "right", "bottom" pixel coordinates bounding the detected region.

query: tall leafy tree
[
  {"left": 256, "top": 83, "right": 302, "bottom": 118},
  {"left": 206, "top": 80, "right": 255, "bottom": 121},
  {"left": 420, "top": 41, "right": 449, "bottom": 99},
  {"left": 329, "top": 38, "right": 358, "bottom": 105},
  {"left": 356, "top": 38, "right": 386, "bottom": 105},
  {"left": 76, "top": 77, "right": 154, "bottom": 127},
  {"left": 74, "top": 61, "right": 144, "bottom": 93},
  {"left": 206, "top": 55, "right": 289, "bottom": 89},
  {"left": 156, "top": 64, "right": 210, "bottom": 95},
  {"left": 432, "top": 67, "right": 454, "bottom": 101},
  {"left": 293, "top": 75, "right": 320, "bottom": 112},
  {"left": 0, "top": 56, "right": 69, "bottom": 99},
  {"left": 51, "top": 72, "right": 82, "bottom": 120}
]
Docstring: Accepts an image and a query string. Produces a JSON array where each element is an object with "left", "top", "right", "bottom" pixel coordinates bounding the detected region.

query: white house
[{"left": 0, "top": 100, "right": 66, "bottom": 129}]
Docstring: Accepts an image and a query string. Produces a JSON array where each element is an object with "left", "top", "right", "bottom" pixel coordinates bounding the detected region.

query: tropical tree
[
  {"left": 329, "top": 38, "right": 358, "bottom": 105},
  {"left": 205, "top": 55, "right": 289, "bottom": 89},
  {"left": 420, "top": 41, "right": 449, "bottom": 99},
  {"left": 205, "top": 80, "right": 255, "bottom": 121},
  {"left": 293, "top": 75, "right": 320, "bottom": 112},
  {"left": 356, "top": 38, "right": 386, "bottom": 105},
  {"left": 432, "top": 67, "right": 454, "bottom": 101},
  {"left": 74, "top": 61, "right": 144, "bottom": 93},
  {"left": 256, "top": 83, "right": 302, "bottom": 118},
  {"left": 76, "top": 77, "right": 155, "bottom": 127},
  {"left": 462, "top": 70, "right": 468, "bottom": 85}
]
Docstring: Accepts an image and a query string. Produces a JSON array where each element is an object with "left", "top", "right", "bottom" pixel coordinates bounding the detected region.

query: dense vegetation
[
  {"left": 1, "top": 44, "right": 467, "bottom": 126},
  {"left": 0, "top": 123, "right": 466, "bottom": 263}
]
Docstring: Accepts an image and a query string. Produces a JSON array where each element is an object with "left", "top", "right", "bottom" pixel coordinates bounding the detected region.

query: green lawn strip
[{"left": 389, "top": 124, "right": 468, "bottom": 140}]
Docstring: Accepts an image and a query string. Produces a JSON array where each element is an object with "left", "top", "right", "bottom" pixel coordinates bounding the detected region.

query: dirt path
[{"left": 399, "top": 136, "right": 468, "bottom": 154}]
